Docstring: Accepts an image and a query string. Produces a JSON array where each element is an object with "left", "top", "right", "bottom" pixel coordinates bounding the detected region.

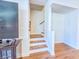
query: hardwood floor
[
  {"left": 19, "top": 52, "right": 53, "bottom": 59},
  {"left": 55, "top": 43, "right": 75, "bottom": 59},
  {"left": 21, "top": 43, "right": 79, "bottom": 59},
  {"left": 55, "top": 43, "right": 79, "bottom": 59}
]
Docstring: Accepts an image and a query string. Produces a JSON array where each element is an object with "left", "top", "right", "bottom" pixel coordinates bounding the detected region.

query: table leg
[
  {"left": 12, "top": 47, "right": 16, "bottom": 59},
  {"left": 0, "top": 49, "right": 2, "bottom": 59}
]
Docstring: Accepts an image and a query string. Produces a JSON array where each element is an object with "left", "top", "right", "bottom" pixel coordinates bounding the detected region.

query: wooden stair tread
[
  {"left": 30, "top": 45, "right": 47, "bottom": 50},
  {"left": 30, "top": 34, "right": 44, "bottom": 38},
  {"left": 30, "top": 40, "right": 46, "bottom": 43}
]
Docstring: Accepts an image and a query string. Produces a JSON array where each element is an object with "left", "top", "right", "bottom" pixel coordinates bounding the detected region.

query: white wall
[
  {"left": 77, "top": 11, "right": 79, "bottom": 49},
  {"left": 52, "top": 10, "right": 79, "bottom": 49},
  {"left": 52, "top": 13, "right": 64, "bottom": 43},
  {"left": 53, "top": 0, "right": 79, "bottom": 8},
  {"left": 30, "top": 9, "right": 44, "bottom": 34},
  {"left": 40, "top": 9, "right": 45, "bottom": 34},
  {"left": 3, "top": 0, "right": 30, "bottom": 58},
  {"left": 44, "top": 0, "right": 55, "bottom": 55},
  {"left": 64, "top": 10, "right": 78, "bottom": 49},
  {"left": 52, "top": 10, "right": 78, "bottom": 49}
]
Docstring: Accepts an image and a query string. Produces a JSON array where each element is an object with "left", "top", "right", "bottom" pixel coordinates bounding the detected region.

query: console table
[{"left": 0, "top": 39, "right": 21, "bottom": 59}]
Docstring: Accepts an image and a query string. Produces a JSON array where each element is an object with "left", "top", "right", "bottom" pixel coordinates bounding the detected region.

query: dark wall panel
[{"left": 0, "top": 1, "right": 18, "bottom": 39}]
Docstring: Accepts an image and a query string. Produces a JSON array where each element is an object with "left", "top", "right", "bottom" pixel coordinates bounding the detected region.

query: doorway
[
  {"left": 29, "top": 4, "right": 48, "bottom": 54},
  {"left": 51, "top": 3, "right": 78, "bottom": 56}
]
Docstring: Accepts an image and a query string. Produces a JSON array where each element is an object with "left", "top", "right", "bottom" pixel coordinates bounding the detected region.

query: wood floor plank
[{"left": 19, "top": 43, "right": 79, "bottom": 59}]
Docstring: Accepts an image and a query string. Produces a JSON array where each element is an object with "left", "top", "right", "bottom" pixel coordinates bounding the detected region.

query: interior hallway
[{"left": 23, "top": 43, "right": 79, "bottom": 59}]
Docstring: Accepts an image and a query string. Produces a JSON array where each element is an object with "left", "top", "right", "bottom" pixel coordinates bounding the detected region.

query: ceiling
[
  {"left": 30, "top": 0, "right": 77, "bottom": 13},
  {"left": 52, "top": 3, "right": 77, "bottom": 14},
  {"left": 30, "top": 0, "right": 45, "bottom": 6}
]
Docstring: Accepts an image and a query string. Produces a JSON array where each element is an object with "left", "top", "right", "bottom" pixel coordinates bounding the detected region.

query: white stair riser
[
  {"left": 30, "top": 43, "right": 46, "bottom": 46},
  {"left": 31, "top": 38, "right": 44, "bottom": 40},
  {"left": 31, "top": 39, "right": 46, "bottom": 42},
  {"left": 30, "top": 48, "right": 48, "bottom": 54}
]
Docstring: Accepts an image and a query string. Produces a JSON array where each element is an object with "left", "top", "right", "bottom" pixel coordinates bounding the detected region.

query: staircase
[{"left": 30, "top": 34, "right": 48, "bottom": 54}]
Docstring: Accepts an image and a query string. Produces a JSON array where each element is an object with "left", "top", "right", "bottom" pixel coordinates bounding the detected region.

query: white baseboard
[{"left": 63, "top": 41, "right": 77, "bottom": 49}]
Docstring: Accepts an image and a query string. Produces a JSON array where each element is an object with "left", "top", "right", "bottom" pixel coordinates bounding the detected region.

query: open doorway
[
  {"left": 51, "top": 3, "right": 78, "bottom": 56},
  {"left": 29, "top": 4, "right": 48, "bottom": 55}
]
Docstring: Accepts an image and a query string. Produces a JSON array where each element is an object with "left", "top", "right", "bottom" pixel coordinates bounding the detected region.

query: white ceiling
[
  {"left": 30, "top": 0, "right": 45, "bottom": 5},
  {"left": 30, "top": 0, "right": 77, "bottom": 14},
  {"left": 52, "top": 3, "right": 77, "bottom": 14}
]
